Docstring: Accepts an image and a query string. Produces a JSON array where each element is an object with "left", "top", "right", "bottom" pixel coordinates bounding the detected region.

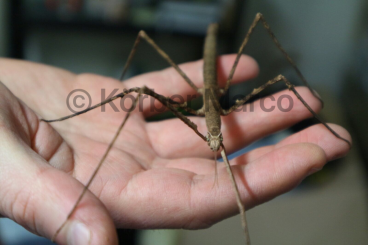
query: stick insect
[{"left": 43, "top": 13, "right": 351, "bottom": 244}]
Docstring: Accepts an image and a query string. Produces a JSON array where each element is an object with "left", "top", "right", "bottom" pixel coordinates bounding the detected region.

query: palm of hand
[
  {"left": 7, "top": 61, "right": 241, "bottom": 230},
  {"left": 58, "top": 97, "right": 224, "bottom": 230}
]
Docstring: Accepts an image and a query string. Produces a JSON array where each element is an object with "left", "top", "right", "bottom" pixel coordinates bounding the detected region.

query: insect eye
[{"left": 206, "top": 133, "right": 210, "bottom": 141}]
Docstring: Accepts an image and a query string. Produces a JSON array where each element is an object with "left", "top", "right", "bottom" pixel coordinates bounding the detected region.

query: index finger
[{"left": 124, "top": 54, "right": 258, "bottom": 116}]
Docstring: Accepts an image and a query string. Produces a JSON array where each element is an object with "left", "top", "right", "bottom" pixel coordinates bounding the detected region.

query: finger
[
  {"left": 0, "top": 58, "right": 126, "bottom": 122},
  {"left": 239, "top": 123, "right": 351, "bottom": 164},
  {"left": 124, "top": 54, "right": 259, "bottom": 97},
  {"left": 152, "top": 124, "right": 352, "bottom": 175},
  {"left": 0, "top": 81, "right": 118, "bottom": 244},
  {"left": 124, "top": 54, "right": 258, "bottom": 117},
  {"left": 60, "top": 54, "right": 258, "bottom": 119},
  {"left": 0, "top": 128, "right": 118, "bottom": 245},
  {"left": 222, "top": 86, "right": 325, "bottom": 153},
  {"left": 119, "top": 143, "right": 327, "bottom": 229},
  {"left": 153, "top": 123, "right": 350, "bottom": 176},
  {"left": 29, "top": 54, "right": 258, "bottom": 125},
  {"left": 184, "top": 143, "right": 327, "bottom": 228},
  {"left": 146, "top": 86, "right": 322, "bottom": 158},
  {"left": 0, "top": 58, "right": 78, "bottom": 117}
]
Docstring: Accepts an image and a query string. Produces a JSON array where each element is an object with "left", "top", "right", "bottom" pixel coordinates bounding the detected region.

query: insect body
[{"left": 202, "top": 24, "right": 223, "bottom": 152}]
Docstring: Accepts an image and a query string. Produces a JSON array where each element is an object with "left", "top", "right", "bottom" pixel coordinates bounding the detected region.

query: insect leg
[
  {"left": 119, "top": 31, "right": 199, "bottom": 93},
  {"left": 224, "top": 13, "right": 323, "bottom": 106},
  {"left": 146, "top": 87, "right": 251, "bottom": 245},
  {"left": 222, "top": 74, "right": 351, "bottom": 147},
  {"left": 48, "top": 85, "right": 207, "bottom": 241},
  {"left": 41, "top": 88, "right": 139, "bottom": 122},
  {"left": 221, "top": 144, "right": 250, "bottom": 245},
  {"left": 51, "top": 89, "right": 144, "bottom": 242},
  {"left": 140, "top": 86, "right": 206, "bottom": 140},
  {"left": 41, "top": 86, "right": 200, "bottom": 122}
]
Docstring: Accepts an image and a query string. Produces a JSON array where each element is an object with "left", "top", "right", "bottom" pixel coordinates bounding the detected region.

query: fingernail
[
  {"left": 307, "top": 167, "right": 322, "bottom": 176},
  {"left": 67, "top": 221, "right": 91, "bottom": 245}
]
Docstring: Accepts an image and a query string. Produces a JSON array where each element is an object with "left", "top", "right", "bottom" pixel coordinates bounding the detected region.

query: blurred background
[{"left": 0, "top": 0, "right": 368, "bottom": 244}]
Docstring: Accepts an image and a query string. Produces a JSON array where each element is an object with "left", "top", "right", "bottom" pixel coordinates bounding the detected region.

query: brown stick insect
[{"left": 42, "top": 13, "right": 351, "bottom": 244}]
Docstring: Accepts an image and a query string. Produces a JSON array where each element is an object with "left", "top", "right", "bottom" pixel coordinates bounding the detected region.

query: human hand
[{"left": 0, "top": 56, "right": 351, "bottom": 245}]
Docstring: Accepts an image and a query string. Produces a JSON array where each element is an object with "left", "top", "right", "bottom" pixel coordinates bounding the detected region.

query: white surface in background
[{"left": 0, "top": 218, "right": 54, "bottom": 245}]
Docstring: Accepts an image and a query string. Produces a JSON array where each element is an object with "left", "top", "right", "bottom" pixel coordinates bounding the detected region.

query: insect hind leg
[{"left": 222, "top": 74, "right": 351, "bottom": 148}]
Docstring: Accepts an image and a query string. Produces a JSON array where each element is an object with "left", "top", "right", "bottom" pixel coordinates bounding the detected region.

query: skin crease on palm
[{"left": 0, "top": 55, "right": 351, "bottom": 245}]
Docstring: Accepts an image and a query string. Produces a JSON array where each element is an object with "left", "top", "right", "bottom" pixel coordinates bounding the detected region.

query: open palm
[{"left": 0, "top": 56, "right": 350, "bottom": 245}]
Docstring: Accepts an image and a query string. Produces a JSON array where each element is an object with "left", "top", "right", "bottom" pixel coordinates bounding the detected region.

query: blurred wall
[
  {"left": 0, "top": 0, "right": 9, "bottom": 57},
  {"left": 237, "top": 0, "right": 364, "bottom": 94}
]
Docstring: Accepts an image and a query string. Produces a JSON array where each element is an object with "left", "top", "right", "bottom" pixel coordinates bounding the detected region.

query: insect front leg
[
  {"left": 223, "top": 13, "right": 323, "bottom": 106},
  {"left": 119, "top": 30, "right": 199, "bottom": 93}
]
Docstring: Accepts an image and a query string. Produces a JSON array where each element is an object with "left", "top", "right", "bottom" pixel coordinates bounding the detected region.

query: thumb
[{"left": 0, "top": 125, "right": 118, "bottom": 245}]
